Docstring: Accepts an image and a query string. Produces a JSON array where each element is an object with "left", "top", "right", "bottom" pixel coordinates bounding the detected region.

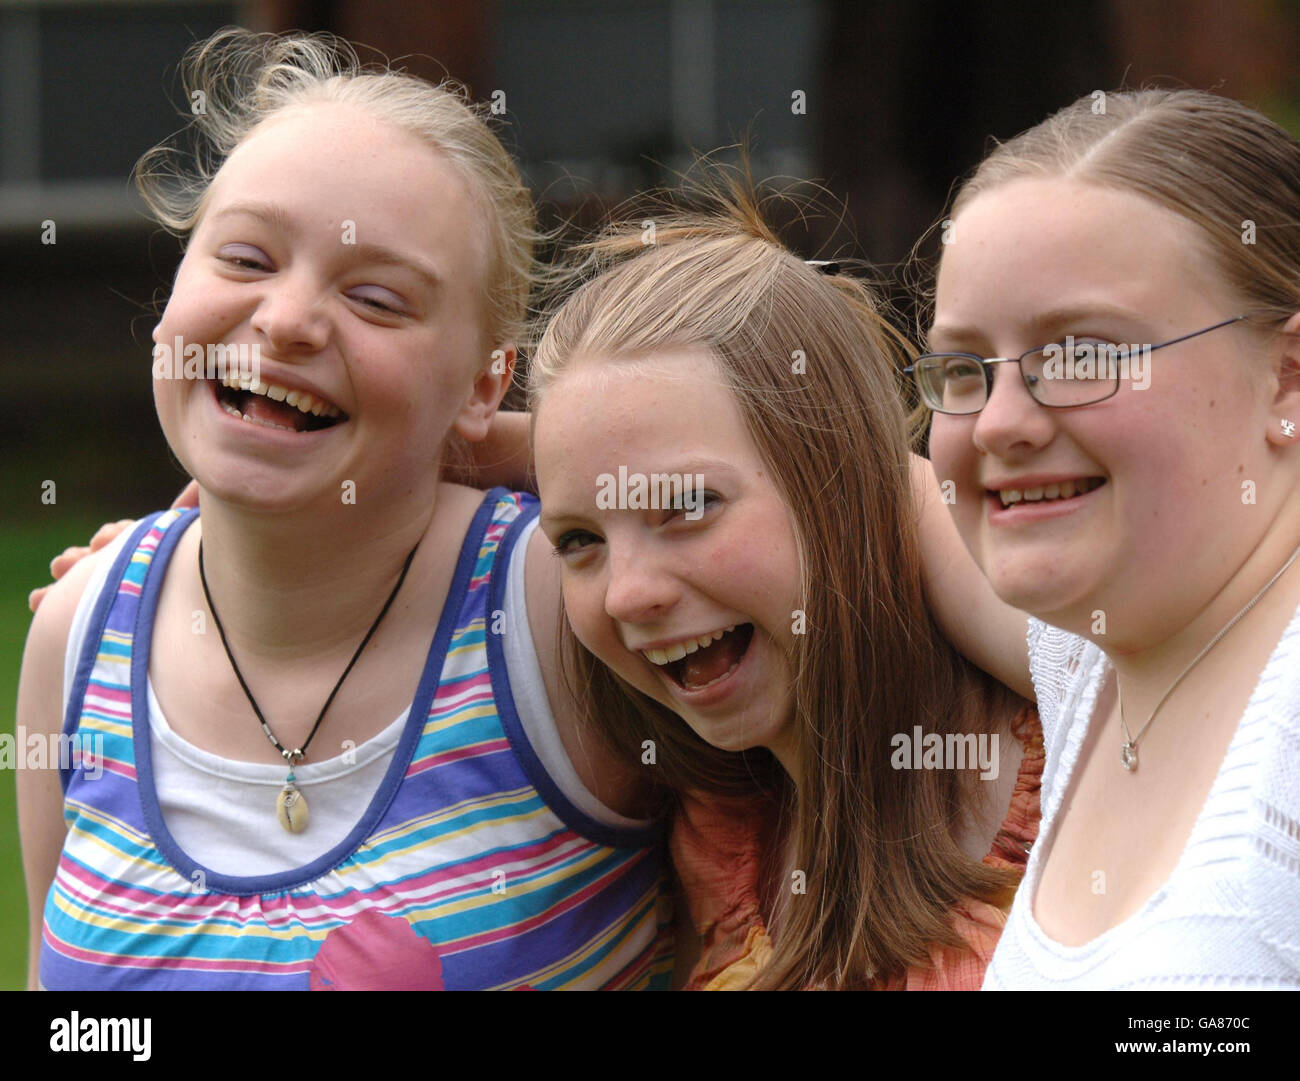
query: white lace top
[{"left": 983, "top": 606, "right": 1300, "bottom": 990}]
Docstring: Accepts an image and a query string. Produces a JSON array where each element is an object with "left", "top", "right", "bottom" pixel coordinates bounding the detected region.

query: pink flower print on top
[{"left": 310, "top": 909, "right": 445, "bottom": 991}]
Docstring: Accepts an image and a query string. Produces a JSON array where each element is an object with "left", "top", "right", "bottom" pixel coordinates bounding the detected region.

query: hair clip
[{"left": 805, "top": 259, "right": 840, "bottom": 275}]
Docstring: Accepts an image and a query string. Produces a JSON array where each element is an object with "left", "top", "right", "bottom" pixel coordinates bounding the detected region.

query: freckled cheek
[{"left": 707, "top": 526, "right": 801, "bottom": 628}]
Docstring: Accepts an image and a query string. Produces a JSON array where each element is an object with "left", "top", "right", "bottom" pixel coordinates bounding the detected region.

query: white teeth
[
  {"left": 216, "top": 373, "right": 342, "bottom": 418},
  {"left": 998, "top": 477, "right": 1102, "bottom": 507},
  {"left": 642, "top": 627, "right": 736, "bottom": 666}
]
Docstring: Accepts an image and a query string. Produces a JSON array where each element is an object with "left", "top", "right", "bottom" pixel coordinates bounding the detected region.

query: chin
[
  {"left": 192, "top": 467, "right": 328, "bottom": 514},
  {"left": 996, "top": 566, "right": 1100, "bottom": 629}
]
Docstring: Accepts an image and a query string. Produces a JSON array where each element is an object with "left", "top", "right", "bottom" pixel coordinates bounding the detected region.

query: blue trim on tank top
[
  {"left": 61, "top": 512, "right": 167, "bottom": 795},
  {"left": 486, "top": 495, "right": 663, "bottom": 850},
  {"left": 127, "top": 492, "right": 500, "bottom": 896}
]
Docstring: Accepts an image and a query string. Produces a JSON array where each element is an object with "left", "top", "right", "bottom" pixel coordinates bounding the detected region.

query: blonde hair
[
  {"left": 528, "top": 177, "right": 1020, "bottom": 990},
  {"left": 934, "top": 88, "right": 1300, "bottom": 332},
  {"left": 133, "top": 27, "right": 541, "bottom": 347}
]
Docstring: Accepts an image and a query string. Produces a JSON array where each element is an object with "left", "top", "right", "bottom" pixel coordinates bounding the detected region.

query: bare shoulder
[
  {"left": 433, "top": 481, "right": 500, "bottom": 533},
  {"left": 522, "top": 525, "right": 656, "bottom": 819},
  {"left": 20, "top": 542, "right": 114, "bottom": 728}
]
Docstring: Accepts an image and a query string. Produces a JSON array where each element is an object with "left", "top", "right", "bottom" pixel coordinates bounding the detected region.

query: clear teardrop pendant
[{"left": 1120, "top": 741, "right": 1138, "bottom": 772}]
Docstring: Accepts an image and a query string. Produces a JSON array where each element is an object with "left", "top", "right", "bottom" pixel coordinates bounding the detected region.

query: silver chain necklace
[{"left": 1117, "top": 538, "right": 1300, "bottom": 771}]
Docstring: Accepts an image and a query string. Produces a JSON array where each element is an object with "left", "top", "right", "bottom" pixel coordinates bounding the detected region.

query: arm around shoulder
[{"left": 911, "top": 453, "right": 1034, "bottom": 701}]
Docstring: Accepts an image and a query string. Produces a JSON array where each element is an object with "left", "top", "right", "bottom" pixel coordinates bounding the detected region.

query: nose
[
  {"left": 971, "top": 361, "right": 1055, "bottom": 458},
  {"left": 250, "top": 272, "right": 330, "bottom": 355},
  {"left": 601, "top": 533, "right": 681, "bottom": 628}
]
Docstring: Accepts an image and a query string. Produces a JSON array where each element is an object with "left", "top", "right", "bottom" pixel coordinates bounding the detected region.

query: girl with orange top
[{"left": 527, "top": 181, "right": 1042, "bottom": 989}]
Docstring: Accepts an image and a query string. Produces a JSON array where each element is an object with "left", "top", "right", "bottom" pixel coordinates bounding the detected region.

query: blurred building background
[
  {"left": 2, "top": 0, "right": 1299, "bottom": 521},
  {"left": 0, "top": 0, "right": 1298, "bottom": 987}
]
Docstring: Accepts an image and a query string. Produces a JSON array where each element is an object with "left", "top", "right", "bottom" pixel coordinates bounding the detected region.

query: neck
[
  {"left": 766, "top": 729, "right": 800, "bottom": 784},
  {"left": 193, "top": 487, "right": 437, "bottom": 663},
  {"left": 1095, "top": 525, "right": 1300, "bottom": 716}
]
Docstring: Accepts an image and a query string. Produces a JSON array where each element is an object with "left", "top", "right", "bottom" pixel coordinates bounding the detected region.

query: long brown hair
[{"left": 528, "top": 175, "right": 1020, "bottom": 989}]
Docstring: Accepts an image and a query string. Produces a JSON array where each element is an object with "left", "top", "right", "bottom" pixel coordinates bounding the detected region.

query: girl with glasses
[{"left": 924, "top": 88, "right": 1300, "bottom": 989}]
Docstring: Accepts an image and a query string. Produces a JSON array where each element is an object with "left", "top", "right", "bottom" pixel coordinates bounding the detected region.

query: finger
[
  {"left": 50, "top": 546, "right": 90, "bottom": 580},
  {"left": 28, "top": 586, "right": 49, "bottom": 613},
  {"left": 89, "top": 519, "right": 135, "bottom": 551}
]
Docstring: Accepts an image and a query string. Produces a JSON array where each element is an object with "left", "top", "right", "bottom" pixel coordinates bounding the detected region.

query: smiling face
[
  {"left": 152, "top": 101, "right": 500, "bottom": 514},
  {"left": 535, "top": 350, "right": 803, "bottom": 770},
  {"left": 927, "top": 177, "right": 1280, "bottom": 637}
]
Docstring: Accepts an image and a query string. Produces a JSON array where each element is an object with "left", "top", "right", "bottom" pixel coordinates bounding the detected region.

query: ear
[
  {"left": 454, "top": 342, "right": 517, "bottom": 442},
  {"left": 1265, "top": 311, "right": 1300, "bottom": 448}
]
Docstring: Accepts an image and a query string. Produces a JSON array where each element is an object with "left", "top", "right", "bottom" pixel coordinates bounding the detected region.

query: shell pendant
[
  {"left": 277, "top": 775, "right": 310, "bottom": 833},
  {"left": 1120, "top": 741, "right": 1138, "bottom": 772}
]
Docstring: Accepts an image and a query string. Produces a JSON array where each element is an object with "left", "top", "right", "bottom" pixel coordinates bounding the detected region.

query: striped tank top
[{"left": 41, "top": 490, "right": 671, "bottom": 990}]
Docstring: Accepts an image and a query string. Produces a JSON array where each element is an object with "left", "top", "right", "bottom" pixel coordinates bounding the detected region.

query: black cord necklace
[{"left": 198, "top": 538, "right": 421, "bottom": 833}]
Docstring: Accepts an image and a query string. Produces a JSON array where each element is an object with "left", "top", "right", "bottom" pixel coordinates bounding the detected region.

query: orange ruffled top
[{"left": 671, "top": 707, "right": 1044, "bottom": 991}]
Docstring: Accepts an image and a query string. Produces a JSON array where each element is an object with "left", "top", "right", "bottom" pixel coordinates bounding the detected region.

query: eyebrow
[
  {"left": 927, "top": 303, "right": 1150, "bottom": 352},
  {"left": 351, "top": 243, "right": 442, "bottom": 294},
  {"left": 212, "top": 200, "right": 296, "bottom": 232},
  {"left": 211, "top": 201, "right": 442, "bottom": 293}
]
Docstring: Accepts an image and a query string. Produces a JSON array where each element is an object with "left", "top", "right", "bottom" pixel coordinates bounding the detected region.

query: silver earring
[{"left": 1283, "top": 420, "right": 1297, "bottom": 438}]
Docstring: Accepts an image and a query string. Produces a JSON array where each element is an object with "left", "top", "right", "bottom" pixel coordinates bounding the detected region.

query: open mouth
[
  {"left": 994, "top": 477, "right": 1105, "bottom": 509},
  {"left": 213, "top": 374, "right": 347, "bottom": 433},
  {"left": 642, "top": 623, "right": 755, "bottom": 692}
]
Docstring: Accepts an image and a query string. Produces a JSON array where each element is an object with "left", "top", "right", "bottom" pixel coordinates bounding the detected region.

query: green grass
[{"left": 0, "top": 516, "right": 105, "bottom": 990}]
